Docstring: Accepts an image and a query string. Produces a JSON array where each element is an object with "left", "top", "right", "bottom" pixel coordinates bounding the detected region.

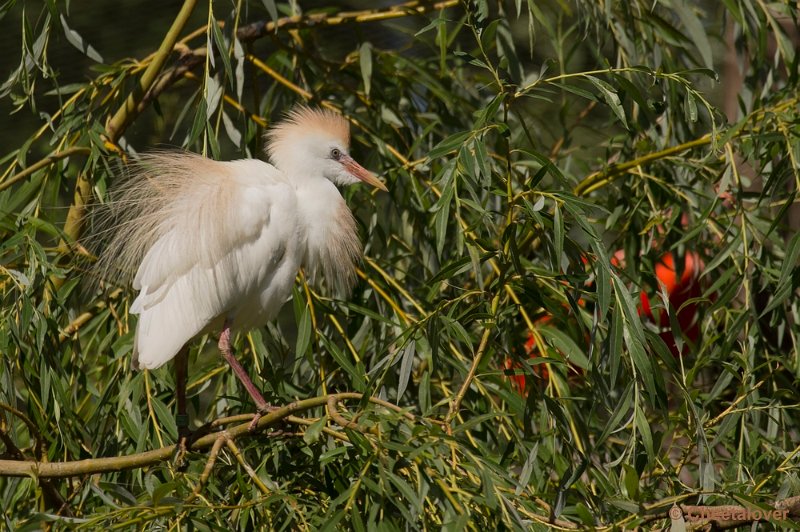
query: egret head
[{"left": 266, "top": 106, "right": 387, "bottom": 191}]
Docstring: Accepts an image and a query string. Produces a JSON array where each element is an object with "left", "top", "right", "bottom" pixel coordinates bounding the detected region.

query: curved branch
[
  {"left": 446, "top": 293, "right": 501, "bottom": 428},
  {"left": 0, "top": 393, "right": 414, "bottom": 478},
  {"left": 327, "top": 395, "right": 359, "bottom": 429}
]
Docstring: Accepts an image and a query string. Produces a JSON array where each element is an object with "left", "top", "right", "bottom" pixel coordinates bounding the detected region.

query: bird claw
[
  {"left": 173, "top": 421, "right": 213, "bottom": 468},
  {"left": 173, "top": 414, "right": 192, "bottom": 469},
  {"left": 174, "top": 440, "right": 189, "bottom": 470},
  {"left": 247, "top": 413, "right": 263, "bottom": 432},
  {"left": 248, "top": 404, "right": 280, "bottom": 432}
]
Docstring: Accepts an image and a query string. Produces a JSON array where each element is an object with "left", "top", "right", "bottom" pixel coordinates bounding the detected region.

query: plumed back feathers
[{"left": 92, "top": 151, "right": 242, "bottom": 288}]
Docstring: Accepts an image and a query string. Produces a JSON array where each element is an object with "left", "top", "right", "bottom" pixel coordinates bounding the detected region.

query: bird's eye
[{"left": 330, "top": 148, "right": 342, "bottom": 160}]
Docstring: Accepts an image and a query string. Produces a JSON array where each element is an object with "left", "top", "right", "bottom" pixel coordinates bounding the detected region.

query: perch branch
[{"left": 0, "top": 393, "right": 413, "bottom": 478}]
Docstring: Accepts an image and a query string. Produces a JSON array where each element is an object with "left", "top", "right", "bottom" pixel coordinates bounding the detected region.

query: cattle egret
[{"left": 97, "top": 106, "right": 386, "bottom": 430}]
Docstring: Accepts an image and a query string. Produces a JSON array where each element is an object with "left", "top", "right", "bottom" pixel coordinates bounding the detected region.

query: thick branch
[
  {"left": 105, "top": 0, "right": 199, "bottom": 142},
  {"left": 0, "top": 393, "right": 415, "bottom": 478}
]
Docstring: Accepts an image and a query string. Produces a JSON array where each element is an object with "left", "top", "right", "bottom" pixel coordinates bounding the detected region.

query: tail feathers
[{"left": 132, "top": 308, "right": 198, "bottom": 369}]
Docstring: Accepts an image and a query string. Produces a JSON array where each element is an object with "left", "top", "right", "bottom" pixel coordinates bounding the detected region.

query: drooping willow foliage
[{"left": 1, "top": 0, "right": 798, "bottom": 529}]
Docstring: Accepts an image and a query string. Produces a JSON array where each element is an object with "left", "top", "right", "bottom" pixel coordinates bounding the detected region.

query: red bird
[
  {"left": 507, "top": 250, "right": 705, "bottom": 392},
  {"left": 639, "top": 251, "right": 704, "bottom": 356}
]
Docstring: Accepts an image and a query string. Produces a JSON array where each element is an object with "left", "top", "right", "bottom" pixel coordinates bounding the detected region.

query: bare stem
[
  {"left": 445, "top": 293, "right": 501, "bottom": 428},
  {"left": 574, "top": 134, "right": 713, "bottom": 196},
  {"left": 184, "top": 433, "right": 227, "bottom": 504},
  {"left": 0, "top": 147, "right": 91, "bottom": 193}
]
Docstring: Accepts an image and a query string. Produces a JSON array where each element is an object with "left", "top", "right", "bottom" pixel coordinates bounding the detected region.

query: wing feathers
[{"left": 98, "top": 152, "right": 296, "bottom": 368}]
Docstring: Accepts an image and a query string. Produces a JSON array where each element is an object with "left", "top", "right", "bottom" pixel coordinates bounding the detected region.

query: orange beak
[{"left": 342, "top": 155, "right": 387, "bottom": 191}]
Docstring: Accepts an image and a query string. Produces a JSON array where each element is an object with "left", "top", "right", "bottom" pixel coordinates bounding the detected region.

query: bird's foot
[
  {"left": 248, "top": 404, "right": 280, "bottom": 432},
  {"left": 173, "top": 414, "right": 192, "bottom": 469},
  {"left": 173, "top": 418, "right": 213, "bottom": 469}
]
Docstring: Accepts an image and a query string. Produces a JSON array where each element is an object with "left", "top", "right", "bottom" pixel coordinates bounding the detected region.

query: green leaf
[
  {"left": 685, "top": 90, "right": 698, "bottom": 122},
  {"left": 397, "top": 340, "right": 415, "bottom": 400},
  {"left": 553, "top": 202, "right": 564, "bottom": 272},
  {"left": 674, "top": 1, "right": 714, "bottom": 69},
  {"left": 540, "top": 326, "right": 589, "bottom": 369},
  {"left": 586, "top": 75, "right": 627, "bottom": 129},
  {"left": 59, "top": 14, "right": 103, "bottom": 63},
  {"left": 261, "top": 0, "right": 278, "bottom": 20},
  {"left": 433, "top": 180, "right": 454, "bottom": 258},
  {"left": 761, "top": 231, "right": 800, "bottom": 315},
  {"left": 211, "top": 16, "right": 234, "bottom": 84},
  {"left": 359, "top": 42, "right": 373, "bottom": 97},
  {"left": 303, "top": 415, "right": 327, "bottom": 444},
  {"left": 515, "top": 444, "right": 537, "bottom": 495},
  {"left": 296, "top": 303, "right": 312, "bottom": 357}
]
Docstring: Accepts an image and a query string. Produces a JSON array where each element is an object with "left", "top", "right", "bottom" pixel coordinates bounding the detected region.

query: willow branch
[
  {"left": 184, "top": 433, "right": 226, "bottom": 504},
  {"left": 445, "top": 292, "right": 501, "bottom": 428},
  {"left": 57, "top": 0, "right": 198, "bottom": 262},
  {"left": 573, "top": 96, "right": 799, "bottom": 197},
  {"left": 0, "top": 393, "right": 414, "bottom": 478},
  {"left": 48, "top": 0, "right": 199, "bottom": 298},
  {"left": 248, "top": 54, "right": 313, "bottom": 100},
  {"left": 134, "top": 47, "right": 207, "bottom": 118},
  {"left": 574, "top": 134, "right": 713, "bottom": 196},
  {"left": 177, "top": 0, "right": 460, "bottom": 44},
  {"left": 327, "top": 395, "right": 359, "bottom": 429},
  {"left": 0, "top": 147, "right": 91, "bottom": 193},
  {"left": 105, "top": 0, "right": 199, "bottom": 142},
  {"left": 134, "top": 1, "right": 460, "bottom": 128}
]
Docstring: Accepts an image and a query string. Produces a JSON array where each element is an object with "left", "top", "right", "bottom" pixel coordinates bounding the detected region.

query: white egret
[{"left": 97, "top": 106, "right": 386, "bottom": 430}]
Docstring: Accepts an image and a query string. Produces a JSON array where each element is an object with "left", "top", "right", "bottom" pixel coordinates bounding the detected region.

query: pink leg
[{"left": 218, "top": 321, "right": 272, "bottom": 431}]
